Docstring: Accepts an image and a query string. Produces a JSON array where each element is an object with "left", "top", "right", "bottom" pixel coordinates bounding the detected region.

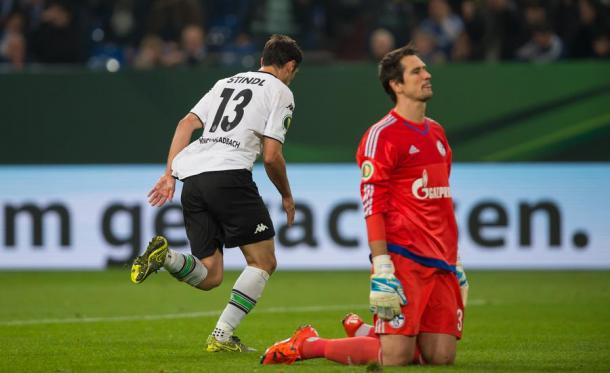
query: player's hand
[
  {"left": 369, "top": 255, "right": 407, "bottom": 320},
  {"left": 456, "top": 259, "right": 469, "bottom": 307},
  {"left": 282, "top": 196, "right": 295, "bottom": 226},
  {"left": 148, "top": 174, "right": 176, "bottom": 207},
  {"left": 370, "top": 273, "right": 407, "bottom": 320}
]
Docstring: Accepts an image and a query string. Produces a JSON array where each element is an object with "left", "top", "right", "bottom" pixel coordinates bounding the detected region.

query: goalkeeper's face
[{"left": 393, "top": 55, "right": 433, "bottom": 103}]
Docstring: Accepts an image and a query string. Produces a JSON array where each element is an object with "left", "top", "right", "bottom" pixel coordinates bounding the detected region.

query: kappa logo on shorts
[
  {"left": 254, "top": 223, "right": 269, "bottom": 234},
  {"left": 390, "top": 313, "right": 405, "bottom": 328}
]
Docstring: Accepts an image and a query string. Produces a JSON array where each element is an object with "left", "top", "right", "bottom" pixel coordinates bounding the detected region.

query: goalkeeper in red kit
[{"left": 261, "top": 44, "right": 468, "bottom": 366}]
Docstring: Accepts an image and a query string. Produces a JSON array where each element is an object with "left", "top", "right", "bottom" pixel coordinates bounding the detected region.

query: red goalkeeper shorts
[{"left": 373, "top": 253, "right": 464, "bottom": 339}]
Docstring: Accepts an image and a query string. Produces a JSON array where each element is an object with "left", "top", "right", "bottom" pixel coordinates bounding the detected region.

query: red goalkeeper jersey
[{"left": 356, "top": 109, "right": 458, "bottom": 272}]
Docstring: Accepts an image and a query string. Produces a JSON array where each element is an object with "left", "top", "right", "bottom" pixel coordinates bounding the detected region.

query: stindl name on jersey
[
  {"left": 411, "top": 169, "right": 451, "bottom": 200},
  {"left": 226, "top": 75, "right": 266, "bottom": 86}
]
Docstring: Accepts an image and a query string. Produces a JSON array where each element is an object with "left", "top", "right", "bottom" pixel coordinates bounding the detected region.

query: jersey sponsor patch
[
  {"left": 412, "top": 169, "right": 451, "bottom": 200},
  {"left": 361, "top": 160, "right": 374, "bottom": 181}
]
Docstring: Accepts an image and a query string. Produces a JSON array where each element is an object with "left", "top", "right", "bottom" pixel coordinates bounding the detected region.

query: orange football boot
[
  {"left": 342, "top": 313, "right": 364, "bottom": 338},
  {"left": 260, "top": 325, "right": 319, "bottom": 365}
]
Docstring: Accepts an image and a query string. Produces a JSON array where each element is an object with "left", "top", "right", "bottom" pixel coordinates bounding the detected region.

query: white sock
[
  {"left": 163, "top": 249, "right": 208, "bottom": 287},
  {"left": 163, "top": 249, "right": 185, "bottom": 272},
  {"left": 212, "top": 266, "right": 270, "bottom": 341},
  {"left": 355, "top": 323, "right": 374, "bottom": 337}
]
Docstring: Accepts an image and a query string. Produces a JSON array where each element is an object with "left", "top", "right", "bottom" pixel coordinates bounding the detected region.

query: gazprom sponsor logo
[{"left": 411, "top": 169, "right": 451, "bottom": 200}]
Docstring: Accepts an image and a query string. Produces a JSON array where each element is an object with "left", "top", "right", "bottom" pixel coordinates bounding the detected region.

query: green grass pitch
[{"left": 1, "top": 270, "right": 609, "bottom": 372}]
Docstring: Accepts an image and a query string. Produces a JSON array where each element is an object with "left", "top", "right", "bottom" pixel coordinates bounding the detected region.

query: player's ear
[
  {"left": 389, "top": 79, "right": 401, "bottom": 95},
  {"left": 287, "top": 60, "right": 297, "bottom": 73}
]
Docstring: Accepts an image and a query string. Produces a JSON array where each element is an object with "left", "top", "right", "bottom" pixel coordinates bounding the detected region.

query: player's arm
[
  {"left": 368, "top": 213, "right": 388, "bottom": 257},
  {"left": 262, "top": 87, "right": 295, "bottom": 226},
  {"left": 148, "top": 113, "right": 203, "bottom": 207},
  {"left": 262, "top": 137, "right": 295, "bottom": 226}
]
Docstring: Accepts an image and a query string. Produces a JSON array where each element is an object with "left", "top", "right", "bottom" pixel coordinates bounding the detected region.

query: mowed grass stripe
[{"left": 484, "top": 112, "right": 610, "bottom": 161}]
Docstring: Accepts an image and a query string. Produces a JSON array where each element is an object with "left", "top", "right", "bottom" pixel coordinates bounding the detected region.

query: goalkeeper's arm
[
  {"left": 367, "top": 214, "right": 407, "bottom": 320},
  {"left": 367, "top": 213, "right": 388, "bottom": 258}
]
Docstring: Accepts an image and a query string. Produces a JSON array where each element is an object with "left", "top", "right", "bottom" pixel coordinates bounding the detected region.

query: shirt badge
[
  {"left": 436, "top": 140, "right": 446, "bottom": 156},
  {"left": 361, "top": 160, "right": 374, "bottom": 181}
]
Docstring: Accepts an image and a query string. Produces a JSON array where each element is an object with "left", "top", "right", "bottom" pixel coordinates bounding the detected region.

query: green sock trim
[
  {"left": 175, "top": 255, "right": 195, "bottom": 280},
  {"left": 230, "top": 292, "right": 255, "bottom": 313}
]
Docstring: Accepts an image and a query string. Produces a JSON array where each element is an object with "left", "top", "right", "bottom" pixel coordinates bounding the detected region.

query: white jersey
[{"left": 171, "top": 71, "right": 295, "bottom": 180}]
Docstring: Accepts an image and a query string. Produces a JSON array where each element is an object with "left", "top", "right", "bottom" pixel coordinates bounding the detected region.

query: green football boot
[
  {"left": 130, "top": 236, "right": 169, "bottom": 284},
  {"left": 206, "top": 335, "right": 256, "bottom": 352}
]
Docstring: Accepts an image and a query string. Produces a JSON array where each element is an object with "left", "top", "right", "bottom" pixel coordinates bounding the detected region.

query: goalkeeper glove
[
  {"left": 456, "top": 259, "right": 469, "bottom": 307},
  {"left": 370, "top": 254, "right": 407, "bottom": 320}
]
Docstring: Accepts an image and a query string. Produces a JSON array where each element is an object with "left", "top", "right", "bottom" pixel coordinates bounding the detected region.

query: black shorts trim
[{"left": 226, "top": 229, "right": 275, "bottom": 248}]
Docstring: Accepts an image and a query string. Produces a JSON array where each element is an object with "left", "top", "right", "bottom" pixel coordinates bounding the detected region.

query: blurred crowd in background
[{"left": 1, "top": 0, "right": 609, "bottom": 71}]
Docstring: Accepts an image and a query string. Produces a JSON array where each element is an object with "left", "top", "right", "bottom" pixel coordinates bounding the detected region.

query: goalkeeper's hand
[{"left": 369, "top": 255, "right": 407, "bottom": 320}]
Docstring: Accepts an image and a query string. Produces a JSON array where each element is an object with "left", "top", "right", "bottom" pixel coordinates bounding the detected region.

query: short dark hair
[
  {"left": 262, "top": 34, "right": 303, "bottom": 68},
  {"left": 378, "top": 43, "right": 418, "bottom": 103}
]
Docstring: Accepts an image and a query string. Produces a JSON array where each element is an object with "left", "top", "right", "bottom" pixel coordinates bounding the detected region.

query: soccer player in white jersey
[{"left": 130, "top": 34, "right": 303, "bottom": 352}]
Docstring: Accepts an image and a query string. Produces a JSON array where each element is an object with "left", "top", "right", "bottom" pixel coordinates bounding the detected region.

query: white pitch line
[
  {"left": 0, "top": 300, "right": 487, "bottom": 327},
  {"left": 0, "top": 304, "right": 366, "bottom": 327},
  {"left": 467, "top": 299, "right": 487, "bottom": 306}
]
